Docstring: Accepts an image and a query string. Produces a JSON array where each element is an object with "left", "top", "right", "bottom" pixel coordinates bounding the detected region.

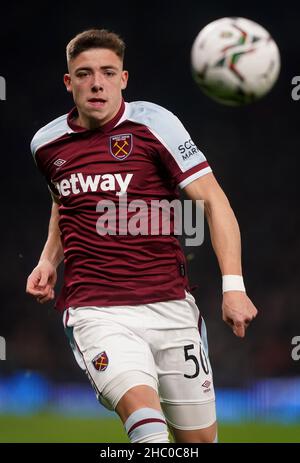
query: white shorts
[{"left": 63, "top": 291, "right": 216, "bottom": 429}]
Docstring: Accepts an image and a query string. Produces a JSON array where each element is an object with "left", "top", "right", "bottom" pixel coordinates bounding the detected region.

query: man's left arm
[{"left": 183, "top": 172, "right": 258, "bottom": 338}]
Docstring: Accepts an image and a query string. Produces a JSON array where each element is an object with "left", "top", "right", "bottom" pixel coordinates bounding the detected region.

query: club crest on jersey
[
  {"left": 92, "top": 351, "right": 109, "bottom": 372},
  {"left": 109, "top": 134, "right": 133, "bottom": 160}
]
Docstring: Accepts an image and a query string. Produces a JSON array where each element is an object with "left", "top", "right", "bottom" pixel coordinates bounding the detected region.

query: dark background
[{"left": 0, "top": 1, "right": 299, "bottom": 387}]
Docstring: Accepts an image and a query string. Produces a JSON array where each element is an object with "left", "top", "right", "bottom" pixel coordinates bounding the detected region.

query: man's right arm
[{"left": 26, "top": 200, "right": 64, "bottom": 304}]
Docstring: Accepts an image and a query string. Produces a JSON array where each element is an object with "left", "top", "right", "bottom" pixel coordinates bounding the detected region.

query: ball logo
[
  {"left": 109, "top": 134, "right": 133, "bottom": 160},
  {"left": 92, "top": 351, "right": 109, "bottom": 371}
]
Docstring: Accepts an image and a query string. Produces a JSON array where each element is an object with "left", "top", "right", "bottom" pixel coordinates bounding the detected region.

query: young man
[{"left": 26, "top": 29, "right": 257, "bottom": 443}]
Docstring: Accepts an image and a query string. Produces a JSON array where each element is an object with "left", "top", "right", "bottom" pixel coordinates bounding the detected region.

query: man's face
[{"left": 64, "top": 48, "right": 128, "bottom": 129}]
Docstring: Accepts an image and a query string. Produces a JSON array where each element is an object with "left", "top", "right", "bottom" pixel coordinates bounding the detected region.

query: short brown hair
[{"left": 66, "top": 29, "right": 125, "bottom": 63}]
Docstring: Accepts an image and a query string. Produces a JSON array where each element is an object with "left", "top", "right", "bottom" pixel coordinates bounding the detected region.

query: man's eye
[
  {"left": 77, "top": 72, "right": 88, "bottom": 77},
  {"left": 105, "top": 71, "right": 115, "bottom": 77}
]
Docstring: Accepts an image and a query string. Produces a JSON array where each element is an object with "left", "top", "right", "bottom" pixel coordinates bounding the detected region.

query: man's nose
[{"left": 91, "top": 74, "right": 104, "bottom": 92}]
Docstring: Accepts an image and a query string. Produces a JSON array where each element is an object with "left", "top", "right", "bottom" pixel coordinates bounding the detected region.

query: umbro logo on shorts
[
  {"left": 202, "top": 380, "right": 211, "bottom": 389},
  {"left": 92, "top": 351, "right": 109, "bottom": 372}
]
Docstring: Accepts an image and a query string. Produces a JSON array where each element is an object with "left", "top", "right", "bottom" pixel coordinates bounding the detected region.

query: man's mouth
[{"left": 87, "top": 98, "right": 107, "bottom": 108}]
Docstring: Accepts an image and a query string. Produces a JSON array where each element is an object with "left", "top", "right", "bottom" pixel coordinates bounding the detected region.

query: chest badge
[{"left": 109, "top": 134, "right": 133, "bottom": 160}]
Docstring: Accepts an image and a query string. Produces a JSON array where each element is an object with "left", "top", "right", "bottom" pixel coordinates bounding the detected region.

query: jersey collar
[{"left": 67, "top": 99, "right": 126, "bottom": 133}]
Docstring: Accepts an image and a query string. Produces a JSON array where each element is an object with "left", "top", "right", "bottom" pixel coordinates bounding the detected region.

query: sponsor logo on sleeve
[{"left": 178, "top": 139, "right": 201, "bottom": 161}]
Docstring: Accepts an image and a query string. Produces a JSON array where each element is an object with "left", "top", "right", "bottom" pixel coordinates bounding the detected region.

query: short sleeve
[
  {"left": 149, "top": 112, "right": 212, "bottom": 188},
  {"left": 126, "top": 101, "right": 212, "bottom": 188}
]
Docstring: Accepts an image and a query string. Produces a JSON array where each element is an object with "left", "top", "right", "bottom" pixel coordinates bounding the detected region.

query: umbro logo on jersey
[
  {"left": 92, "top": 351, "right": 109, "bottom": 372},
  {"left": 109, "top": 134, "right": 133, "bottom": 160},
  {"left": 53, "top": 159, "right": 66, "bottom": 167}
]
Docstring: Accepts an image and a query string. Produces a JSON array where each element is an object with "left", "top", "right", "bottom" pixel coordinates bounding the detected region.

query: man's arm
[
  {"left": 183, "top": 172, "right": 258, "bottom": 338},
  {"left": 26, "top": 200, "right": 64, "bottom": 304}
]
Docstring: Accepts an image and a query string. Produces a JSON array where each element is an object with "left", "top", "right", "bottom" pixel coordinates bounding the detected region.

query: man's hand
[
  {"left": 222, "top": 292, "right": 258, "bottom": 338},
  {"left": 26, "top": 259, "right": 57, "bottom": 304}
]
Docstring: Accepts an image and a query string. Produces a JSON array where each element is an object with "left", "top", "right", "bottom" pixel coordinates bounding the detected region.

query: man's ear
[
  {"left": 121, "top": 70, "right": 129, "bottom": 90},
  {"left": 64, "top": 74, "right": 72, "bottom": 93}
]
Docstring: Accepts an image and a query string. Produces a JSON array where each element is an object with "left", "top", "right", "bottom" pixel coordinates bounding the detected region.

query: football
[{"left": 191, "top": 17, "right": 281, "bottom": 105}]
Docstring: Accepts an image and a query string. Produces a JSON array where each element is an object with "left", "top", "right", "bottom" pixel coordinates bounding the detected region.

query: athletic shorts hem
[
  {"left": 166, "top": 417, "right": 217, "bottom": 431},
  {"left": 113, "top": 382, "right": 159, "bottom": 410},
  {"left": 99, "top": 370, "right": 158, "bottom": 395},
  {"left": 160, "top": 397, "right": 215, "bottom": 405}
]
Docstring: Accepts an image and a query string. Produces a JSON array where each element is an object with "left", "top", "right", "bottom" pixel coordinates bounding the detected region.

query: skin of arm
[
  {"left": 26, "top": 199, "right": 64, "bottom": 304},
  {"left": 183, "top": 173, "right": 258, "bottom": 338}
]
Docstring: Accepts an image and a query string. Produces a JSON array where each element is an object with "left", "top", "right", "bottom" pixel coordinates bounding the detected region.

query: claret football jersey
[{"left": 31, "top": 99, "right": 212, "bottom": 311}]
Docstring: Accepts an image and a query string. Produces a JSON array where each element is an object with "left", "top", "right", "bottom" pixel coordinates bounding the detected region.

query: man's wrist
[
  {"left": 38, "top": 256, "right": 61, "bottom": 269},
  {"left": 222, "top": 275, "right": 246, "bottom": 293}
]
